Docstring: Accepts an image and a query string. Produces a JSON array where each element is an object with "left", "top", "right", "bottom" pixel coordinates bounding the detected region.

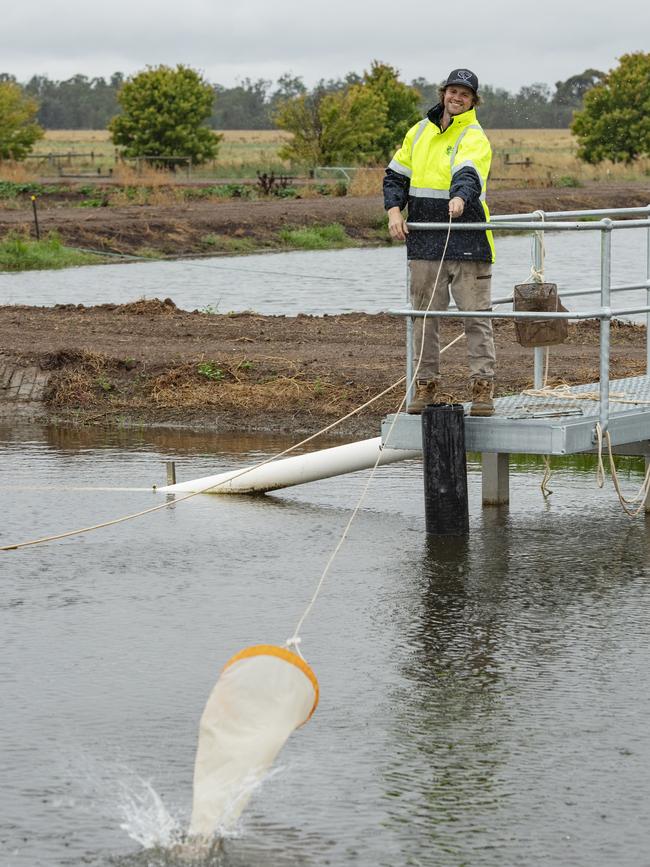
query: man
[{"left": 384, "top": 68, "right": 496, "bottom": 416}]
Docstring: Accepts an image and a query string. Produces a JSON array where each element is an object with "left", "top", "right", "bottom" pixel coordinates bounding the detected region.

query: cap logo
[{"left": 457, "top": 70, "right": 471, "bottom": 81}]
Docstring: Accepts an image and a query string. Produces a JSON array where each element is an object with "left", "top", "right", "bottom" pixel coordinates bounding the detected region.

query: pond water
[
  {"left": 0, "top": 229, "right": 648, "bottom": 320},
  {"left": 2, "top": 422, "right": 650, "bottom": 866}
]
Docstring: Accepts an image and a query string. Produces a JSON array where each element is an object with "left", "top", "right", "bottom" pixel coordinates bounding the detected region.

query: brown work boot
[
  {"left": 407, "top": 380, "right": 440, "bottom": 415},
  {"left": 470, "top": 378, "right": 495, "bottom": 417}
]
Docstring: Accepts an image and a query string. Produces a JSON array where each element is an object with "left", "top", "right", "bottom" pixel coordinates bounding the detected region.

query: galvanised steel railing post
[
  {"left": 532, "top": 210, "right": 545, "bottom": 389},
  {"left": 406, "top": 260, "right": 414, "bottom": 403},
  {"left": 647, "top": 204, "right": 650, "bottom": 373},
  {"left": 599, "top": 220, "right": 613, "bottom": 433}
]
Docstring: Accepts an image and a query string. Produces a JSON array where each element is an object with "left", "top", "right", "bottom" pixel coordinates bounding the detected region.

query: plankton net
[{"left": 188, "top": 644, "right": 319, "bottom": 838}]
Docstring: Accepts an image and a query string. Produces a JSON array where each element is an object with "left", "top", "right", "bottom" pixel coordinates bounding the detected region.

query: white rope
[
  {"left": 522, "top": 384, "right": 650, "bottom": 406},
  {"left": 529, "top": 218, "right": 545, "bottom": 285},
  {"left": 288, "top": 217, "right": 455, "bottom": 649},
  {"left": 595, "top": 422, "right": 650, "bottom": 518},
  {"left": 0, "top": 376, "right": 412, "bottom": 552}
]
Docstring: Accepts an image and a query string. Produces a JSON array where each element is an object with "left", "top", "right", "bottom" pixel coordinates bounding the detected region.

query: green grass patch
[
  {"left": 555, "top": 175, "right": 583, "bottom": 188},
  {"left": 278, "top": 223, "right": 351, "bottom": 250},
  {"left": 200, "top": 234, "right": 257, "bottom": 253},
  {"left": 183, "top": 183, "right": 255, "bottom": 200},
  {"left": 0, "top": 181, "right": 64, "bottom": 199},
  {"left": 133, "top": 246, "right": 163, "bottom": 259},
  {"left": 197, "top": 361, "right": 225, "bottom": 381},
  {"left": 0, "top": 233, "right": 106, "bottom": 271}
]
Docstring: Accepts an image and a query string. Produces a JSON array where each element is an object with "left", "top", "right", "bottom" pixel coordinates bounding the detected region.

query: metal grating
[{"left": 382, "top": 375, "right": 650, "bottom": 456}]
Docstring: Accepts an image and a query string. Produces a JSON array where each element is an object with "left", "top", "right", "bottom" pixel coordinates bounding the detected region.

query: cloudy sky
[{"left": 2, "top": 0, "right": 645, "bottom": 91}]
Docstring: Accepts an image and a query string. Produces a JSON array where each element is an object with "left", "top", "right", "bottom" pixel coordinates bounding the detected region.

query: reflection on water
[{"left": 2, "top": 422, "right": 650, "bottom": 866}]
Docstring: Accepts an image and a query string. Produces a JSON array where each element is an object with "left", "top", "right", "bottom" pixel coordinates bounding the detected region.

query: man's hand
[
  {"left": 387, "top": 206, "right": 409, "bottom": 241},
  {"left": 448, "top": 196, "right": 465, "bottom": 218}
]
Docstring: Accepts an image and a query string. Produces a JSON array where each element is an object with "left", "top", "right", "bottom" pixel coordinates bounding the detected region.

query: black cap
[{"left": 444, "top": 68, "right": 479, "bottom": 94}]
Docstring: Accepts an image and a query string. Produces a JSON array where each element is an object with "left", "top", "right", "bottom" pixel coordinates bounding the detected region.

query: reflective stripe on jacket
[{"left": 384, "top": 105, "right": 495, "bottom": 263}]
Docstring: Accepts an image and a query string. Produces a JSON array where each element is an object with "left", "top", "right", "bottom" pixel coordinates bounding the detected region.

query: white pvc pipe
[{"left": 156, "top": 437, "right": 420, "bottom": 495}]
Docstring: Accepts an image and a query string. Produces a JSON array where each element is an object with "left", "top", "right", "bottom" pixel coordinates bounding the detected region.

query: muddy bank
[
  {"left": 1, "top": 300, "right": 646, "bottom": 437},
  {"left": 0, "top": 181, "right": 648, "bottom": 256}
]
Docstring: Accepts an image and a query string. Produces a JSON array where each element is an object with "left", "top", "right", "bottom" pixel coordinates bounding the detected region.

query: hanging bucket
[
  {"left": 188, "top": 645, "right": 319, "bottom": 838},
  {"left": 513, "top": 282, "right": 569, "bottom": 347}
]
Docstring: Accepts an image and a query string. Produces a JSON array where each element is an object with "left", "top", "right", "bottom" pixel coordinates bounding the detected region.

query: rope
[
  {"left": 522, "top": 383, "right": 650, "bottom": 406},
  {"left": 287, "top": 217, "right": 455, "bottom": 652},
  {"left": 528, "top": 380, "right": 650, "bottom": 509},
  {"left": 68, "top": 244, "right": 365, "bottom": 285},
  {"left": 0, "top": 376, "right": 414, "bottom": 552},
  {"left": 529, "top": 216, "right": 546, "bottom": 285},
  {"left": 540, "top": 455, "right": 553, "bottom": 498},
  {"left": 595, "top": 423, "right": 650, "bottom": 518}
]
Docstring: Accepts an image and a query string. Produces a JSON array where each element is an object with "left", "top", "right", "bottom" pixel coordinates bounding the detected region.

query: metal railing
[{"left": 389, "top": 205, "right": 650, "bottom": 434}]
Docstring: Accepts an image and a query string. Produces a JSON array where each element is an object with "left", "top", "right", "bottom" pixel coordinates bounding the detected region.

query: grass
[
  {"left": 0, "top": 180, "right": 64, "bottom": 199},
  {"left": 0, "top": 233, "right": 106, "bottom": 271},
  {"left": 22, "top": 129, "right": 293, "bottom": 180},
  {"left": 200, "top": 234, "right": 258, "bottom": 253},
  {"left": 1, "top": 128, "right": 647, "bottom": 216},
  {"left": 278, "top": 223, "right": 351, "bottom": 250},
  {"left": 197, "top": 361, "right": 225, "bottom": 382},
  {"left": 487, "top": 129, "right": 650, "bottom": 189}
]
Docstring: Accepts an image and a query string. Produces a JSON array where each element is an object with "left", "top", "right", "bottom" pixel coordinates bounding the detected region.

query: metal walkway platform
[{"left": 382, "top": 375, "right": 650, "bottom": 456}]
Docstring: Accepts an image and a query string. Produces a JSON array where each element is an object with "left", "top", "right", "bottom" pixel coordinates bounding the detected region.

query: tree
[
  {"left": 0, "top": 81, "right": 44, "bottom": 160},
  {"left": 553, "top": 69, "right": 604, "bottom": 107},
  {"left": 211, "top": 78, "right": 271, "bottom": 129},
  {"left": 275, "top": 84, "right": 388, "bottom": 167},
  {"left": 572, "top": 52, "right": 650, "bottom": 164},
  {"left": 268, "top": 74, "right": 306, "bottom": 118},
  {"left": 109, "top": 65, "right": 221, "bottom": 166},
  {"left": 363, "top": 61, "right": 421, "bottom": 160}
]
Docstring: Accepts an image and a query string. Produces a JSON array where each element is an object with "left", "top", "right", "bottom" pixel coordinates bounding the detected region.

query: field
[
  {"left": 4, "top": 128, "right": 646, "bottom": 191},
  {"left": 21, "top": 129, "right": 294, "bottom": 180},
  {"left": 487, "top": 129, "right": 650, "bottom": 188}
]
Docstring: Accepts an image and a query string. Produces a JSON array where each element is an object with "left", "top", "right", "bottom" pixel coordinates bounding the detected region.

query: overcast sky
[{"left": 2, "top": 0, "right": 646, "bottom": 92}]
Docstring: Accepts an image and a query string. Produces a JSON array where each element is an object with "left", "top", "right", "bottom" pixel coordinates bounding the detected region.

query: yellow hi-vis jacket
[{"left": 384, "top": 105, "right": 495, "bottom": 263}]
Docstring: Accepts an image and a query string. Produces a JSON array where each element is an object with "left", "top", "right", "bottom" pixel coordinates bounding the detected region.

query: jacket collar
[{"left": 427, "top": 103, "right": 478, "bottom": 132}]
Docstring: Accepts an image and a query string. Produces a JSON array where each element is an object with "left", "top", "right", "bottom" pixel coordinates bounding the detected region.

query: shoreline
[
  {"left": 1, "top": 303, "right": 647, "bottom": 437},
  {"left": 2, "top": 182, "right": 648, "bottom": 435},
  {"left": 0, "top": 181, "right": 649, "bottom": 260}
]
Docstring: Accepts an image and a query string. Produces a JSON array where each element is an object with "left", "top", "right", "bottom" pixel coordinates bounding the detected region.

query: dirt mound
[{"left": 114, "top": 297, "right": 178, "bottom": 315}]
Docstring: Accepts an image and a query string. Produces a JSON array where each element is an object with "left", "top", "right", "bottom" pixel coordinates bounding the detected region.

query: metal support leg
[
  {"left": 482, "top": 452, "right": 510, "bottom": 506},
  {"left": 533, "top": 347, "right": 544, "bottom": 389},
  {"left": 532, "top": 216, "right": 545, "bottom": 389},
  {"left": 646, "top": 457, "right": 650, "bottom": 514}
]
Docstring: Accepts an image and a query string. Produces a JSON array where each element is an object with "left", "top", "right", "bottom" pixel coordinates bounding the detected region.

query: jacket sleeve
[
  {"left": 383, "top": 121, "right": 419, "bottom": 211},
  {"left": 450, "top": 128, "right": 492, "bottom": 205},
  {"left": 449, "top": 166, "right": 482, "bottom": 204},
  {"left": 383, "top": 168, "right": 410, "bottom": 211}
]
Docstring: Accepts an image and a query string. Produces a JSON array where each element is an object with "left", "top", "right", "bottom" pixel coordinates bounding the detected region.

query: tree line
[
  {"left": 0, "top": 68, "right": 605, "bottom": 131},
  {"left": 1, "top": 55, "right": 648, "bottom": 166}
]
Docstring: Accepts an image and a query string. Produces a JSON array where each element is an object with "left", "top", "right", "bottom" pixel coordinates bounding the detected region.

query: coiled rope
[{"left": 595, "top": 423, "right": 650, "bottom": 518}]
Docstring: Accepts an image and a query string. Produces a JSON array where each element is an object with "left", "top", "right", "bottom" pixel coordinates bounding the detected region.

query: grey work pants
[{"left": 409, "top": 259, "right": 497, "bottom": 382}]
